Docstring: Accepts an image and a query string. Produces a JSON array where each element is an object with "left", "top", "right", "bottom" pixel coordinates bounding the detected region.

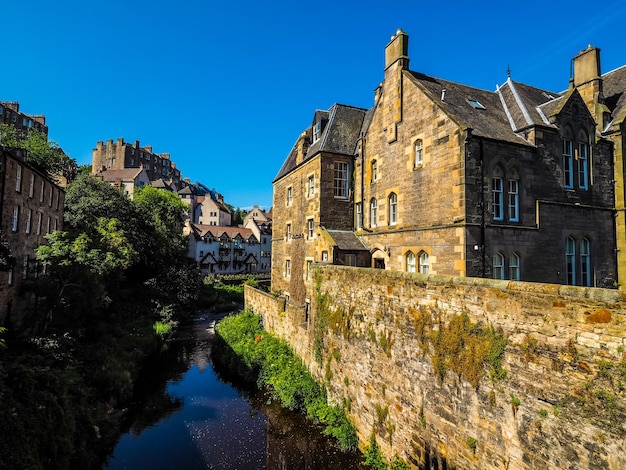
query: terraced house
[{"left": 272, "top": 29, "right": 621, "bottom": 307}]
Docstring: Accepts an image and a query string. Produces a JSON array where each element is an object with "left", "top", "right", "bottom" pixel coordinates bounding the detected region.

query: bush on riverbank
[{"left": 214, "top": 309, "right": 358, "bottom": 451}]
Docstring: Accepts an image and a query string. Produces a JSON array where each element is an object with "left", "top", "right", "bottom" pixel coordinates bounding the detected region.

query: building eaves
[{"left": 325, "top": 229, "right": 369, "bottom": 251}]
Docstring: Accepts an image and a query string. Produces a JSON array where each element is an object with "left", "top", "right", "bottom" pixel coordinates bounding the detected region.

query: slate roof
[
  {"left": 274, "top": 104, "right": 369, "bottom": 182},
  {"left": 151, "top": 178, "right": 173, "bottom": 190},
  {"left": 96, "top": 168, "right": 145, "bottom": 181},
  {"left": 325, "top": 229, "right": 369, "bottom": 251},
  {"left": 603, "top": 64, "right": 626, "bottom": 128}
]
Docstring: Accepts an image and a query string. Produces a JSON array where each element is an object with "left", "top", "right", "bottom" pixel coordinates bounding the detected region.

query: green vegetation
[
  {"left": 538, "top": 408, "right": 549, "bottom": 418},
  {"left": 198, "top": 277, "right": 244, "bottom": 312},
  {"left": 362, "top": 431, "right": 409, "bottom": 470},
  {"left": 214, "top": 309, "right": 358, "bottom": 451},
  {"left": 430, "top": 312, "right": 507, "bottom": 388},
  {"left": 466, "top": 436, "right": 477, "bottom": 454}
]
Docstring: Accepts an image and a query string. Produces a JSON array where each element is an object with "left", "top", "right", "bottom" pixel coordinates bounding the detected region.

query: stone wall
[{"left": 245, "top": 266, "right": 626, "bottom": 469}]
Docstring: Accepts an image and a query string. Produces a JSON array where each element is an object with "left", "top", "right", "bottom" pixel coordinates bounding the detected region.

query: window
[
  {"left": 286, "top": 224, "right": 291, "bottom": 241},
  {"left": 578, "top": 139, "right": 589, "bottom": 190},
  {"left": 406, "top": 251, "right": 416, "bottom": 272},
  {"left": 312, "top": 122, "right": 321, "bottom": 142},
  {"left": 333, "top": 162, "right": 349, "bottom": 198},
  {"left": 29, "top": 174, "right": 35, "bottom": 198},
  {"left": 287, "top": 186, "right": 292, "bottom": 205},
  {"left": 580, "top": 238, "right": 591, "bottom": 287},
  {"left": 55, "top": 192, "right": 60, "bottom": 210},
  {"left": 492, "top": 177, "right": 503, "bottom": 221},
  {"left": 346, "top": 254, "right": 357, "bottom": 266},
  {"left": 510, "top": 253, "right": 520, "bottom": 280},
  {"left": 8, "top": 267, "right": 13, "bottom": 286},
  {"left": 493, "top": 252, "right": 504, "bottom": 280},
  {"left": 321, "top": 251, "right": 329, "bottom": 262},
  {"left": 285, "top": 259, "right": 291, "bottom": 278},
  {"left": 53, "top": 218, "right": 58, "bottom": 231},
  {"left": 388, "top": 193, "right": 397, "bottom": 226},
  {"left": 15, "top": 165, "right": 22, "bottom": 192},
  {"left": 508, "top": 179, "right": 519, "bottom": 222},
  {"left": 36, "top": 212, "right": 42, "bottom": 235},
  {"left": 371, "top": 160, "right": 378, "bottom": 182},
  {"left": 468, "top": 99, "right": 486, "bottom": 110},
  {"left": 415, "top": 139, "right": 423, "bottom": 166},
  {"left": 566, "top": 236, "right": 576, "bottom": 285},
  {"left": 46, "top": 216, "right": 51, "bottom": 234},
  {"left": 418, "top": 251, "right": 429, "bottom": 274},
  {"left": 308, "top": 175, "right": 315, "bottom": 196},
  {"left": 40, "top": 181, "right": 45, "bottom": 203},
  {"left": 369, "top": 198, "right": 378, "bottom": 228},
  {"left": 356, "top": 202, "right": 363, "bottom": 230},
  {"left": 12, "top": 206, "right": 19, "bottom": 232},
  {"left": 25, "top": 209, "right": 32, "bottom": 234},
  {"left": 562, "top": 137, "right": 574, "bottom": 189},
  {"left": 48, "top": 187, "right": 53, "bottom": 207},
  {"left": 307, "top": 218, "right": 314, "bottom": 239},
  {"left": 307, "top": 260, "right": 313, "bottom": 280}
]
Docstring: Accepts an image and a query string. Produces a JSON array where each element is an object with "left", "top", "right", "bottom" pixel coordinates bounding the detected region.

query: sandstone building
[
  {"left": 0, "top": 101, "right": 48, "bottom": 136},
  {"left": 0, "top": 147, "right": 65, "bottom": 325},
  {"left": 272, "top": 30, "right": 620, "bottom": 306},
  {"left": 92, "top": 137, "right": 183, "bottom": 190}
]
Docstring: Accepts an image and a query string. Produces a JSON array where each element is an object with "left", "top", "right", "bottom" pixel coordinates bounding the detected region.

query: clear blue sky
[{"left": 2, "top": 0, "right": 625, "bottom": 210}]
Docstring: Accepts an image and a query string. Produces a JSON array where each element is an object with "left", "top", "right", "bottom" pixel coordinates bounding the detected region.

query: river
[{"left": 103, "top": 313, "right": 366, "bottom": 469}]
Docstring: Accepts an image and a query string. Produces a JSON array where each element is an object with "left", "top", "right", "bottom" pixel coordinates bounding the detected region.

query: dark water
[{"left": 104, "top": 314, "right": 365, "bottom": 470}]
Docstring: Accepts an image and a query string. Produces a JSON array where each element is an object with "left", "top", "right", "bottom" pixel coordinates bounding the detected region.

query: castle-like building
[{"left": 272, "top": 29, "right": 626, "bottom": 306}]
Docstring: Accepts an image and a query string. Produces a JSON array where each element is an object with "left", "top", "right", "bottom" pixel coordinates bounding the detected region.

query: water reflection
[{"left": 104, "top": 315, "right": 364, "bottom": 469}]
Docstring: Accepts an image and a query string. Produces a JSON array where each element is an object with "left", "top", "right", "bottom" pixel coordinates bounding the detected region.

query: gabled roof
[
  {"left": 603, "top": 64, "right": 626, "bottom": 128},
  {"left": 274, "top": 104, "right": 369, "bottom": 182},
  {"left": 407, "top": 71, "right": 531, "bottom": 145},
  {"left": 497, "top": 79, "right": 561, "bottom": 130},
  {"left": 96, "top": 167, "right": 146, "bottom": 181},
  {"left": 151, "top": 178, "right": 173, "bottom": 190},
  {"left": 190, "top": 223, "right": 256, "bottom": 241}
]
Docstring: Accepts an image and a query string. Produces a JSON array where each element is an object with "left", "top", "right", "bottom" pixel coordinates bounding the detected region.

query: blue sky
[{"left": 2, "top": 0, "right": 625, "bottom": 210}]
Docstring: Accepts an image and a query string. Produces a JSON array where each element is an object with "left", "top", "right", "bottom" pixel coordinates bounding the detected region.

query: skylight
[{"left": 468, "top": 99, "right": 486, "bottom": 110}]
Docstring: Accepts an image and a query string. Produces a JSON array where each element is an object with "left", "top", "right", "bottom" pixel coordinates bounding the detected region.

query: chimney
[
  {"left": 572, "top": 45, "right": 610, "bottom": 131},
  {"left": 384, "top": 28, "right": 409, "bottom": 71},
  {"left": 117, "top": 137, "right": 124, "bottom": 146},
  {"left": 145, "top": 145, "right": 152, "bottom": 153},
  {"left": 135, "top": 140, "right": 140, "bottom": 148},
  {"left": 295, "top": 131, "right": 310, "bottom": 165}
]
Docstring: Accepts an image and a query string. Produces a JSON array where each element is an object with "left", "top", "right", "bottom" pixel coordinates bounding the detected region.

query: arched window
[
  {"left": 388, "top": 193, "right": 397, "bottom": 226},
  {"left": 370, "top": 198, "right": 378, "bottom": 228},
  {"left": 507, "top": 167, "right": 520, "bottom": 223},
  {"left": 406, "top": 251, "right": 416, "bottom": 272},
  {"left": 414, "top": 139, "right": 423, "bottom": 166},
  {"left": 418, "top": 251, "right": 429, "bottom": 274},
  {"left": 510, "top": 253, "right": 520, "bottom": 280},
  {"left": 371, "top": 160, "right": 378, "bottom": 182},
  {"left": 566, "top": 236, "right": 576, "bottom": 285},
  {"left": 577, "top": 129, "right": 589, "bottom": 190},
  {"left": 492, "top": 165, "right": 504, "bottom": 221},
  {"left": 493, "top": 252, "right": 504, "bottom": 280},
  {"left": 562, "top": 126, "right": 574, "bottom": 189},
  {"left": 580, "top": 238, "right": 591, "bottom": 286}
]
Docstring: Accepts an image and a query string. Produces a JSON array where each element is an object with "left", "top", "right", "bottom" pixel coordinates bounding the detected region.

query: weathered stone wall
[{"left": 245, "top": 266, "right": 626, "bottom": 469}]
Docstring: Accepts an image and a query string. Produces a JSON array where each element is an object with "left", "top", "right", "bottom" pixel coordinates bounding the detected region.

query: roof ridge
[
  {"left": 506, "top": 78, "right": 533, "bottom": 128},
  {"left": 496, "top": 82, "right": 518, "bottom": 132}
]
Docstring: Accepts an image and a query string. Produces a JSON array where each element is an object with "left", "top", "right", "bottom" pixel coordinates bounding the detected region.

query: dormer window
[{"left": 312, "top": 122, "right": 321, "bottom": 142}]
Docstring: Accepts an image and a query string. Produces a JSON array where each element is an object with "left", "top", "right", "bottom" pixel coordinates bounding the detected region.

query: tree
[{"left": 0, "top": 124, "right": 77, "bottom": 182}]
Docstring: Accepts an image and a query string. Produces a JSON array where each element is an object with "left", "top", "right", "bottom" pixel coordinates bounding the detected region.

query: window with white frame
[
  {"left": 510, "top": 253, "right": 520, "bottom": 280},
  {"left": 508, "top": 178, "right": 519, "bottom": 222},
  {"left": 369, "top": 198, "right": 378, "bottom": 228},
  {"left": 493, "top": 252, "right": 505, "bottom": 280},
  {"left": 562, "top": 130, "right": 574, "bottom": 189},
  {"left": 566, "top": 236, "right": 576, "bottom": 285},
  {"left": 418, "top": 251, "right": 429, "bottom": 274},
  {"left": 415, "top": 139, "right": 423, "bottom": 166},
  {"left": 25, "top": 209, "right": 32, "bottom": 234},
  {"left": 287, "top": 186, "right": 292, "bottom": 205},
  {"left": 333, "top": 161, "right": 349, "bottom": 198},
  {"left": 312, "top": 122, "right": 321, "bottom": 142},
  {"left": 371, "top": 160, "right": 378, "bottom": 182},
  {"left": 388, "top": 193, "right": 397, "bottom": 226},
  {"left": 12, "top": 206, "right": 19, "bottom": 232},
  {"left": 406, "top": 251, "right": 416, "bottom": 272},
  {"left": 29, "top": 174, "right": 35, "bottom": 198},
  {"left": 307, "top": 218, "right": 314, "bottom": 239},
  {"left": 577, "top": 129, "right": 589, "bottom": 190},
  {"left": 492, "top": 177, "right": 503, "bottom": 221},
  {"left": 356, "top": 202, "right": 363, "bottom": 230},
  {"left": 306, "top": 260, "right": 313, "bottom": 280},
  {"left": 286, "top": 223, "right": 291, "bottom": 241},
  {"left": 285, "top": 259, "right": 291, "bottom": 278},
  {"left": 15, "top": 165, "right": 22, "bottom": 192},
  {"left": 308, "top": 175, "right": 315, "bottom": 196},
  {"left": 580, "top": 238, "right": 591, "bottom": 287}
]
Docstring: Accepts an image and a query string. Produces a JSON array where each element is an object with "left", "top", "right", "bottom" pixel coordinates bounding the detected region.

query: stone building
[
  {"left": 272, "top": 29, "right": 619, "bottom": 306},
  {"left": 188, "top": 224, "right": 263, "bottom": 275},
  {"left": 93, "top": 167, "right": 150, "bottom": 199},
  {"left": 92, "top": 137, "right": 183, "bottom": 189},
  {"left": 0, "top": 147, "right": 65, "bottom": 325},
  {"left": 195, "top": 191, "right": 231, "bottom": 226},
  {"left": 0, "top": 101, "right": 48, "bottom": 136}
]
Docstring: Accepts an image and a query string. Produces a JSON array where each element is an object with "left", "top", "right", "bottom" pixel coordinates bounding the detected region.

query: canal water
[{"left": 104, "top": 313, "right": 365, "bottom": 470}]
